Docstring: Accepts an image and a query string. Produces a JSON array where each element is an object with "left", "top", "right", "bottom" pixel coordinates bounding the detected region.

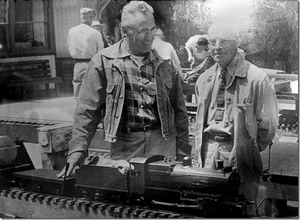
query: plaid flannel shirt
[{"left": 119, "top": 53, "right": 160, "bottom": 130}]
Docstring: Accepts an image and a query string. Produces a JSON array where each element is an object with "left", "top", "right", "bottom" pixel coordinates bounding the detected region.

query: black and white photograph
[{"left": 0, "top": 0, "right": 298, "bottom": 218}]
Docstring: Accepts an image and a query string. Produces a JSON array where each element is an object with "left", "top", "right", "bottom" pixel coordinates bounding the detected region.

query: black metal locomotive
[{"left": 11, "top": 154, "right": 250, "bottom": 218}]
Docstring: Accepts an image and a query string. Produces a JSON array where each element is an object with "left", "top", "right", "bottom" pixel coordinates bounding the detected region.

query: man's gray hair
[
  {"left": 121, "top": 1, "right": 154, "bottom": 27},
  {"left": 208, "top": 22, "right": 241, "bottom": 43}
]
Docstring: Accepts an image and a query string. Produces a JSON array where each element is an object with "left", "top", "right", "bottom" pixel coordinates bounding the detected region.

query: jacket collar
[{"left": 216, "top": 52, "right": 247, "bottom": 78}]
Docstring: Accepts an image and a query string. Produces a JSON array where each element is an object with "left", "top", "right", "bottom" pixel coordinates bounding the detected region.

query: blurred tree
[
  {"left": 100, "top": 0, "right": 127, "bottom": 43},
  {"left": 101, "top": 0, "right": 298, "bottom": 72},
  {"left": 248, "top": 0, "right": 298, "bottom": 72}
]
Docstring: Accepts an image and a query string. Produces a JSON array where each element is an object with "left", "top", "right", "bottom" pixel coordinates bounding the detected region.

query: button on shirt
[
  {"left": 119, "top": 52, "right": 160, "bottom": 130},
  {"left": 67, "top": 24, "right": 104, "bottom": 59},
  {"left": 204, "top": 56, "right": 239, "bottom": 136}
]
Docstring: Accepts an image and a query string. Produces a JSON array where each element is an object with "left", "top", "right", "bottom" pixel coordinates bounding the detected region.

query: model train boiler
[
  {"left": 76, "top": 155, "right": 248, "bottom": 216},
  {"left": 11, "top": 155, "right": 250, "bottom": 217}
]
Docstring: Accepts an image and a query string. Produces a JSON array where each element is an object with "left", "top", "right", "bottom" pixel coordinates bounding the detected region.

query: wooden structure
[
  {"left": 0, "top": 0, "right": 112, "bottom": 97},
  {"left": 56, "top": 58, "right": 74, "bottom": 93},
  {"left": 0, "top": 56, "right": 62, "bottom": 98},
  {"left": 0, "top": 117, "right": 72, "bottom": 170}
]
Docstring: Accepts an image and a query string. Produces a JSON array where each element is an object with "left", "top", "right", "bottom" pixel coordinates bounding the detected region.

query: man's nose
[{"left": 214, "top": 39, "right": 221, "bottom": 48}]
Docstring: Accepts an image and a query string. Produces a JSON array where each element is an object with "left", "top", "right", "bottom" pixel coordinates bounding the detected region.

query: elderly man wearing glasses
[{"left": 58, "top": 1, "right": 190, "bottom": 178}]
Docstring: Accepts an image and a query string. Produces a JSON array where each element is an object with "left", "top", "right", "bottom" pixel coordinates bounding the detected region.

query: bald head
[
  {"left": 208, "top": 22, "right": 240, "bottom": 44},
  {"left": 208, "top": 22, "right": 240, "bottom": 68}
]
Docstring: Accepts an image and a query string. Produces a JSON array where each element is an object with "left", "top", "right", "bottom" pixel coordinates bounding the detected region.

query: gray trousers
[
  {"left": 109, "top": 128, "right": 176, "bottom": 161},
  {"left": 73, "top": 62, "right": 89, "bottom": 99}
]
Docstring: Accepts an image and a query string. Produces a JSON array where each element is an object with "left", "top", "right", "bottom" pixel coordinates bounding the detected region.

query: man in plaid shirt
[
  {"left": 58, "top": 1, "right": 190, "bottom": 177},
  {"left": 184, "top": 54, "right": 215, "bottom": 83}
]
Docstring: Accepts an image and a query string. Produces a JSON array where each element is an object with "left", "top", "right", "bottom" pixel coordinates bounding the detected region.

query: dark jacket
[{"left": 68, "top": 38, "right": 190, "bottom": 157}]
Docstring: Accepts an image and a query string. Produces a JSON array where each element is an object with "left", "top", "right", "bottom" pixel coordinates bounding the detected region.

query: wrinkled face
[
  {"left": 124, "top": 13, "right": 156, "bottom": 56},
  {"left": 209, "top": 30, "right": 239, "bottom": 68}
]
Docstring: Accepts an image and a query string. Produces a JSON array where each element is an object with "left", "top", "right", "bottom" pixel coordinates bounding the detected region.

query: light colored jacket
[
  {"left": 195, "top": 54, "right": 278, "bottom": 183},
  {"left": 68, "top": 38, "right": 189, "bottom": 157}
]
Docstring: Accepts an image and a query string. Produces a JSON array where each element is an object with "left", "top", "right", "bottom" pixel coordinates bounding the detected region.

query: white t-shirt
[
  {"left": 152, "top": 38, "right": 181, "bottom": 72},
  {"left": 185, "top": 35, "right": 209, "bottom": 60},
  {"left": 67, "top": 23, "right": 104, "bottom": 59}
]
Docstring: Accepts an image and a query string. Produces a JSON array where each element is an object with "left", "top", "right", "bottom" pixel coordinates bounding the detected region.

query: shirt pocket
[
  {"left": 106, "top": 83, "right": 118, "bottom": 103},
  {"left": 163, "top": 79, "right": 172, "bottom": 95}
]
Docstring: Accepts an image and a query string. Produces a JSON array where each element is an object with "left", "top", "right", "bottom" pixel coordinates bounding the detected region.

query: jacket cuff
[
  {"left": 176, "top": 138, "right": 192, "bottom": 157},
  {"left": 68, "top": 138, "right": 88, "bottom": 156}
]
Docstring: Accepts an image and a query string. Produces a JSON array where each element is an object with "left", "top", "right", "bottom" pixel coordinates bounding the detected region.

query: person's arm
[
  {"left": 170, "top": 45, "right": 184, "bottom": 81},
  {"left": 57, "top": 57, "right": 106, "bottom": 177},
  {"left": 185, "top": 46, "right": 194, "bottom": 63},
  {"left": 95, "top": 31, "right": 104, "bottom": 52},
  {"left": 185, "top": 37, "right": 195, "bottom": 63},
  {"left": 170, "top": 46, "right": 181, "bottom": 69},
  {"left": 66, "top": 29, "right": 73, "bottom": 54},
  {"left": 170, "top": 66, "right": 190, "bottom": 160},
  {"left": 255, "top": 76, "right": 278, "bottom": 152},
  {"left": 185, "top": 55, "right": 215, "bottom": 83}
]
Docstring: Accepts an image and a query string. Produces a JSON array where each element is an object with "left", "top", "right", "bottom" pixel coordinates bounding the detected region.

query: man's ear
[
  {"left": 236, "top": 36, "right": 241, "bottom": 47},
  {"left": 121, "top": 26, "right": 127, "bottom": 37}
]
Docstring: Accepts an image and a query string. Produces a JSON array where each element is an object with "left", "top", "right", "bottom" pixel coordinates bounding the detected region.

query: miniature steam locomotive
[{"left": 10, "top": 154, "right": 250, "bottom": 217}]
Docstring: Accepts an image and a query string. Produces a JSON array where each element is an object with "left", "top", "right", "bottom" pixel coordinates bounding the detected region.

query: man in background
[
  {"left": 152, "top": 29, "right": 183, "bottom": 79},
  {"left": 91, "top": 20, "right": 109, "bottom": 48},
  {"left": 185, "top": 35, "right": 209, "bottom": 69},
  {"left": 67, "top": 8, "right": 104, "bottom": 99}
]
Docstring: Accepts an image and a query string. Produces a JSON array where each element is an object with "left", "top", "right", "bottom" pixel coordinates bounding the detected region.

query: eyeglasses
[
  {"left": 196, "top": 43, "right": 207, "bottom": 47},
  {"left": 209, "top": 38, "right": 235, "bottom": 47},
  {"left": 126, "top": 25, "right": 157, "bottom": 37}
]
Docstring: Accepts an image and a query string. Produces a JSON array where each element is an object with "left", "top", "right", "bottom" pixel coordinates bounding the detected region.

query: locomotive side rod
[{"left": 0, "top": 189, "right": 187, "bottom": 218}]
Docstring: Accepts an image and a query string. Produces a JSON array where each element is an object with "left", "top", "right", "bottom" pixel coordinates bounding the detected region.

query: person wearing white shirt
[
  {"left": 152, "top": 29, "right": 183, "bottom": 80},
  {"left": 67, "top": 8, "right": 104, "bottom": 99},
  {"left": 185, "top": 35, "right": 209, "bottom": 69}
]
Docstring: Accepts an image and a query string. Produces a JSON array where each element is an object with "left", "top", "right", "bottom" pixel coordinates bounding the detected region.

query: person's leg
[
  {"left": 73, "top": 63, "right": 87, "bottom": 99},
  {"left": 110, "top": 128, "right": 176, "bottom": 161},
  {"left": 202, "top": 140, "right": 233, "bottom": 169},
  {"left": 145, "top": 128, "right": 176, "bottom": 160},
  {"left": 109, "top": 131, "right": 146, "bottom": 161},
  {"left": 239, "top": 178, "right": 260, "bottom": 216},
  {"left": 201, "top": 140, "right": 218, "bottom": 169},
  {"left": 217, "top": 142, "right": 233, "bottom": 167}
]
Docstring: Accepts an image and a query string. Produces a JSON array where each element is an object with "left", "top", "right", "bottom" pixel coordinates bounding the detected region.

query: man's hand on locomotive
[
  {"left": 57, "top": 152, "right": 134, "bottom": 178},
  {"left": 57, "top": 151, "right": 85, "bottom": 178},
  {"left": 175, "top": 138, "right": 192, "bottom": 161}
]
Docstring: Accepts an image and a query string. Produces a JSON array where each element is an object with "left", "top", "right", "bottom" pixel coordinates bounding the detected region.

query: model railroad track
[{"left": 0, "top": 188, "right": 190, "bottom": 218}]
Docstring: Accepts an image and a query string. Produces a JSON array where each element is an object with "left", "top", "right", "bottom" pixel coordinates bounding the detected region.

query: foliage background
[{"left": 100, "top": 0, "right": 298, "bottom": 73}]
